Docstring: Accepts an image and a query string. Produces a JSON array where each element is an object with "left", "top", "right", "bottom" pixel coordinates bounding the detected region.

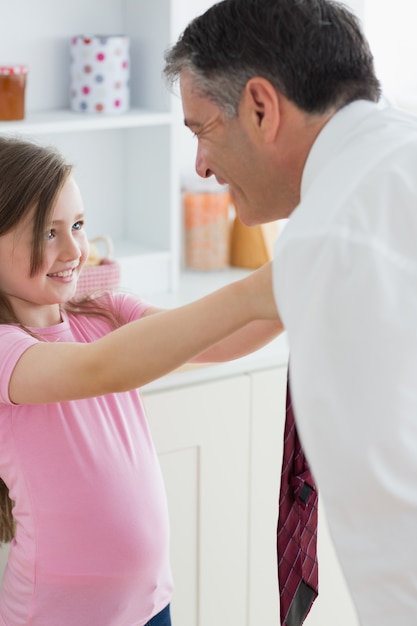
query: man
[{"left": 164, "top": 1, "right": 417, "bottom": 624}]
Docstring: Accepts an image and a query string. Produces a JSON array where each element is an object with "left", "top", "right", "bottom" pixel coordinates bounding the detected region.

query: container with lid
[
  {"left": 183, "top": 178, "right": 231, "bottom": 271},
  {"left": 70, "top": 35, "right": 130, "bottom": 114},
  {"left": 0, "top": 65, "right": 28, "bottom": 121}
]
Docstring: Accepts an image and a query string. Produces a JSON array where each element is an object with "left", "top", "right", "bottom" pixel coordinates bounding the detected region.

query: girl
[{"left": 0, "top": 136, "right": 281, "bottom": 626}]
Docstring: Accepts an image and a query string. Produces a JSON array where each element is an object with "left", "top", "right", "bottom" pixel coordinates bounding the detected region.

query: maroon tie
[{"left": 277, "top": 373, "right": 318, "bottom": 626}]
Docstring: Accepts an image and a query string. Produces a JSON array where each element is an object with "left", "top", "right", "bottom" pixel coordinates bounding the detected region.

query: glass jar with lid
[
  {"left": 183, "top": 176, "right": 231, "bottom": 271},
  {"left": 0, "top": 65, "right": 28, "bottom": 121}
]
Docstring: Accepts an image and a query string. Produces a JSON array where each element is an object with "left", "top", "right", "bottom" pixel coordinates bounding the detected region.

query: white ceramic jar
[{"left": 70, "top": 35, "right": 130, "bottom": 114}]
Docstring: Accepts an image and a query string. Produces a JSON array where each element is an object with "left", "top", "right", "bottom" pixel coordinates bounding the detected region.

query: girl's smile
[{"left": 47, "top": 267, "right": 79, "bottom": 280}]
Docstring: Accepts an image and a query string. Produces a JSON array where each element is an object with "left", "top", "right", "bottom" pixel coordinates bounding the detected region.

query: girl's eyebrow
[{"left": 51, "top": 213, "right": 85, "bottom": 225}]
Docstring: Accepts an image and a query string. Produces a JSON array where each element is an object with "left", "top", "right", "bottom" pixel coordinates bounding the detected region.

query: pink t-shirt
[{"left": 0, "top": 293, "right": 173, "bottom": 626}]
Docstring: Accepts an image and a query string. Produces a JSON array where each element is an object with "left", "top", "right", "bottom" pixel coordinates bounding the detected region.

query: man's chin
[{"left": 234, "top": 206, "right": 264, "bottom": 227}]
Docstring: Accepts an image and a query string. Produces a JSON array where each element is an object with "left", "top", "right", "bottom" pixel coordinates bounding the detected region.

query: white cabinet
[
  {"left": 142, "top": 374, "right": 252, "bottom": 626},
  {"left": 0, "top": 0, "right": 180, "bottom": 295},
  {"left": 143, "top": 365, "right": 359, "bottom": 626},
  {"left": 247, "top": 367, "right": 286, "bottom": 624},
  {"left": 142, "top": 367, "right": 287, "bottom": 626}
]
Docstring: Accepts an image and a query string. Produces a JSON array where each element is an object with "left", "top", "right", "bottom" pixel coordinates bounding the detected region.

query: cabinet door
[
  {"left": 248, "top": 366, "right": 287, "bottom": 625},
  {"left": 142, "top": 375, "right": 251, "bottom": 626}
]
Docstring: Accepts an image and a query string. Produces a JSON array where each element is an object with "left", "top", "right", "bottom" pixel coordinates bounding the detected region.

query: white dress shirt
[{"left": 273, "top": 100, "right": 417, "bottom": 625}]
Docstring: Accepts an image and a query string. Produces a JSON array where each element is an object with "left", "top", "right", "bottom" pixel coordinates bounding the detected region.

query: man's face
[{"left": 180, "top": 69, "right": 299, "bottom": 225}]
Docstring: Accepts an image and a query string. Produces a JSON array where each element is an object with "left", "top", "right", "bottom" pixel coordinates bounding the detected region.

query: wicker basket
[{"left": 75, "top": 236, "right": 121, "bottom": 296}]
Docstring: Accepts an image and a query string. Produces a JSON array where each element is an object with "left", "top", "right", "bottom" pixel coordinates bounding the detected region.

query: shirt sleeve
[
  {"left": 98, "top": 291, "right": 153, "bottom": 323},
  {"left": 0, "top": 327, "right": 39, "bottom": 405}
]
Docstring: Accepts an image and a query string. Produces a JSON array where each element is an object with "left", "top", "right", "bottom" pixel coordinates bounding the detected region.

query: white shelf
[
  {"left": 0, "top": 108, "right": 173, "bottom": 136},
  {"left": 0, "top": 0, "right": 180, "bottom": 296}
]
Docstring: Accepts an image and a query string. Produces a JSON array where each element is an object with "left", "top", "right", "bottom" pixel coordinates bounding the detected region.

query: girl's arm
[
  {"left": 143, "top": 305, "right": 283, "bottom": 363},
  {"left": 193, "top": 319, "right": 283, "bottom": 362},
  {"left": 9, "top": 261, "right": 280, "bottom": 405}
]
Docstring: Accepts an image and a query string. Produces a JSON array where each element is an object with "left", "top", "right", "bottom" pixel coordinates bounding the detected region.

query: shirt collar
[{"left": 301, "top": 100, "right": 387, "bottom": 199}]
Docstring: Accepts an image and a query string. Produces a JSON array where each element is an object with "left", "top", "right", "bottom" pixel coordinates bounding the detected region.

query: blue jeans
[{"left": 145, "top": 604, "right": 171, "bottom": 626}]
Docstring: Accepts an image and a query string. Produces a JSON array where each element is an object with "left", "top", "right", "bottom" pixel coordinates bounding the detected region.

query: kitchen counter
[{"left": 141, "top": 268, "right": 289, "bottom": 393}]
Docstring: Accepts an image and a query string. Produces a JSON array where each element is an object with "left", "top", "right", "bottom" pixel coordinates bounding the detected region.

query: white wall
[
  {"left": 171, "top": 1, "right": 214, "bottom": 188},
  {"left": 363, "top": 0, "right": 417, "bottom": 108}
]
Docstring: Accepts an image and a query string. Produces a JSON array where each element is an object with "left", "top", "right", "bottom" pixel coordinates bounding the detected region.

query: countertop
[{"left": 141, "top": 268, "right": 289, "bottom": 393}]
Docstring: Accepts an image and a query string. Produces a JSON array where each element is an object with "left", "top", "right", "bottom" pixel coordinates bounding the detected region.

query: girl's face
[{"left": 0, "top": 175, "right": 89, "bottom": 327}]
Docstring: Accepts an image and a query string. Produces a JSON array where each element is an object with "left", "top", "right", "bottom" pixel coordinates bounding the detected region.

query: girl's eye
[
  {"left": 46, "top": 229, "right": 55, "bottom": 240},
  {"left": 72, "top": 220, "right": 84, "bottom": 231}
]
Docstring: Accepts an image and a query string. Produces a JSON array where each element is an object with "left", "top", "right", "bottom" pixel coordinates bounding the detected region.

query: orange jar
[
  {"left": 183, "top": 187, "right": 231, "bottom": 270},
  {"left": 0, "top": 65, "right": 28, "bottom": 121}
]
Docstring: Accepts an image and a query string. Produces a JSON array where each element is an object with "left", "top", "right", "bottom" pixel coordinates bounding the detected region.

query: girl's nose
[{"left": 60, "top": 234, "right": 82, "bottom": 262}]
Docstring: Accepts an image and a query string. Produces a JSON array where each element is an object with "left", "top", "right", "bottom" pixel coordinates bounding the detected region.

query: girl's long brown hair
[{"left": 0, "top": 136, "right": 123, "bottom": 543}]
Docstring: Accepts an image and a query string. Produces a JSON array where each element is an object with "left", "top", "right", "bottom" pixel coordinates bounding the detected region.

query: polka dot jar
[{"left": 70, "top": 35, "right": 130, "bottom": 114}]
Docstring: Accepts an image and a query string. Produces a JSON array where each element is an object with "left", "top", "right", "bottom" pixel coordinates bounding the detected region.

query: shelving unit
[
  {"left": 0, "top": 0, "right": 181, "bottom": 295},
  {"left": 0, "top": 109, "right": 173, "bottom": 134}
]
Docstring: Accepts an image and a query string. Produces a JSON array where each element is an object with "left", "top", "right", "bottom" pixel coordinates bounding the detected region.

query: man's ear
[{"left": 241, "top": 77, "right": 280, "bottom": 142}]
